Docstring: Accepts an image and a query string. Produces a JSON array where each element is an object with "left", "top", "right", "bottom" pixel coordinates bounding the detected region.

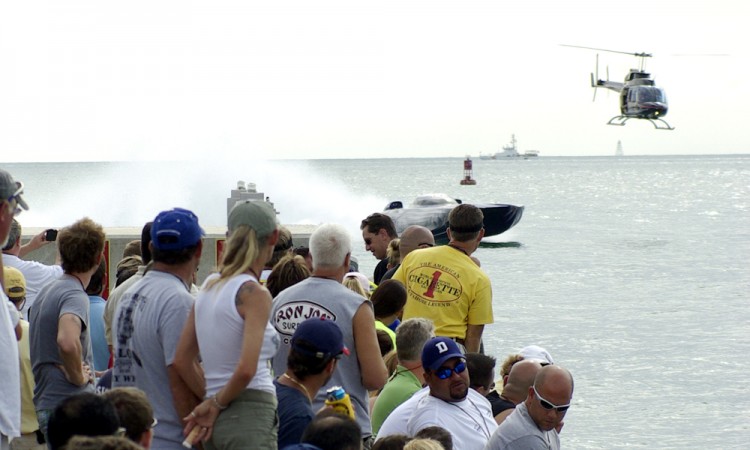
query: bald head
[
  {"left": 399, "top": 225, "right": 435, "bottom": 257},
  {"left": 502, "top": 359, "right": 542, "bottom": 404},
  {"left": 534, "top": 365, "right": 574, "bottom": 394},
  {"left": 525, "top": 365, "right": 574, "bottom": 432}
]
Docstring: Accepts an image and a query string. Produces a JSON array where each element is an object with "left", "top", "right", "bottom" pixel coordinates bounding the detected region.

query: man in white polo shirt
[{"left": 2, "top": 219, "right": 62, "bottom": 318}]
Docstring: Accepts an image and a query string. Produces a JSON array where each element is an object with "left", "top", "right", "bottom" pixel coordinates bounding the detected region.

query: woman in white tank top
[{"left": 176, "top": 200, "right": 281, "bottom": 449}]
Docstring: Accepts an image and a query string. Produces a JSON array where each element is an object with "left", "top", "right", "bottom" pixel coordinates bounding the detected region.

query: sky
[{"left": 1, "top": 0, "right": 748, "bottom": 162}]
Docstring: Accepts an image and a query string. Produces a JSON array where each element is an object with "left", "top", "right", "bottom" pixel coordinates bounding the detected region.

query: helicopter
[{"left": 562, "top": 45, "right": 674, "bottom": 130}]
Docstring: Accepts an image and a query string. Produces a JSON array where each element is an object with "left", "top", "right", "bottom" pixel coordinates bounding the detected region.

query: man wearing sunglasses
[
  {"left": 1, "top": 168, "right": 28, "bottom": 450},
  {"left": 486, "top": 364, "right": 574, "bottom": 450},
  {"left": 405, "top": 337, "right": 497, "bottom": 449},
  {"left": 360, "top": 213, "right": 398, "bottom": 284}
]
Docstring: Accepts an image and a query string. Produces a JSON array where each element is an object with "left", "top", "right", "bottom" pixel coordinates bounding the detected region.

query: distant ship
[
  {"left": 615, "top": 140, "right": 624, "bottom": 156},
  {"left": 480, "top": 134, "right": 540, "bottom": 159}
]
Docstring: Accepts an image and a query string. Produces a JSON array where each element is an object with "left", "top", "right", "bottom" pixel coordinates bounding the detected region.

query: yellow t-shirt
[
  {"left": 19, "top": 320, "right": 40, "bottom": 433},
  {"left": 393, "top": 245, "right": 493, "bottom": 339}
]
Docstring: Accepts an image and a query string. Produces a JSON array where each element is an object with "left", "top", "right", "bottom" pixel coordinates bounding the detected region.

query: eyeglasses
[
  {"left": 5, "top": 182, "right": 25, "bottom": 217},
  {"left": 533, "top": 385, "right": 571, "bottom": 412},
  {"left": 434, "top": 360, "right": 467, "bottom": 380}
]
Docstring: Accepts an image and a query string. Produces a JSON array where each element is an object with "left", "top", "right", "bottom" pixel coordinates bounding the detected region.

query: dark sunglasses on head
[
  {"left": 434, "top": 360, "right": 467, "bottom": 380},
  {"left": 533, "top": 385, "right": 571, "bottom": 412},
  {"left": 293, "top": 246, "right": 309, "bottom": 257}
]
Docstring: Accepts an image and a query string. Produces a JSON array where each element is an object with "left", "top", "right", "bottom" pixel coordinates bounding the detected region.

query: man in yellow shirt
[{"left": 393, "top": 204, "right": 493, "bottom": 353}]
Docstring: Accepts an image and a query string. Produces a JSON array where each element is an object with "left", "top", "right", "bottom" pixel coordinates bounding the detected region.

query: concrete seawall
[{"left": 18, "top": 224, "right": 317, "bottom": 293}]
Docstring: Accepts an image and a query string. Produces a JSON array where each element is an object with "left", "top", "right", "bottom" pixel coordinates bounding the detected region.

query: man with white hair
[{"left": 270, "top": 223, "right": 387, "bottom": 447}]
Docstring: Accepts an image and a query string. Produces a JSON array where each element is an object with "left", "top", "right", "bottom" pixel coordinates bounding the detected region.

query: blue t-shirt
[
  {"left": 88, "top": 295, "right": 109, "bottom": 371},
  {"left": 275, "top": 378, "right": 314, "bottom": 449}
]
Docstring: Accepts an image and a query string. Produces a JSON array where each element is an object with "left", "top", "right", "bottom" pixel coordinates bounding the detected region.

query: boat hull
[{"left": 383, "top": 203, "right": 524, "bottom": 244}]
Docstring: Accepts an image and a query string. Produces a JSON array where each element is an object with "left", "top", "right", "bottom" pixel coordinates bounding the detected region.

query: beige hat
[
  {"left": 228, "top": 201, "right": 277, "bottom": 237},
  {"left": 2, "top": 266, "right": 26, "bottom": 300}
]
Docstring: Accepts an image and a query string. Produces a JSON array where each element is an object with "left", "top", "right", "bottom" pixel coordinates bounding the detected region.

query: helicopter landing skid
[{"left": 607, "top": 115, "right": 674, "bottom": 130}]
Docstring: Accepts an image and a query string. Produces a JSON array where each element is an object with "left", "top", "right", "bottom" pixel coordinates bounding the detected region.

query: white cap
[{"left": 519, "top": 345, "right": 554, "bottom": 365}]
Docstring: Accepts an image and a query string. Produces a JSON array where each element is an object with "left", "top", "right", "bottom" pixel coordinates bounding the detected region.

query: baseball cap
[
  {"left": 0, "top": 169, "right": 29, "bottom": 213},
  {"left": 291, "top": 318, "right": 349, "bottom": 361},
  {"left": 228, "top": 200, "right": 277, "bottom": 237},
  {"left": 151, "top": 208, "right": 204, "bottom": 251},
  {"left": 422, "top": 337, "right": 465, "bottom": 371},
  {"left": 519, "top": 345, "right": 554, "bottom": 365},
  {"left": 2, "top": 266, "right": 26, "bottom": 300},
  {"left": 343, "top": 272, "right": 370, "bottom": 293}
]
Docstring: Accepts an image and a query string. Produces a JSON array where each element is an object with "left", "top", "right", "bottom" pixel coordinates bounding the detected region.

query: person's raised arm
[{"left": 19, "top": 230, "right": 50, "bottom": 258}]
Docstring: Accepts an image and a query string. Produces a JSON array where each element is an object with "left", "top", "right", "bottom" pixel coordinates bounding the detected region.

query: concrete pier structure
[{"left": 19, "top": 224, "right": 316, "bottom": 294}]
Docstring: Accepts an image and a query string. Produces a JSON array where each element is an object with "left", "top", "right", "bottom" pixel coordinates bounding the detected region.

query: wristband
[{"left": 211, "top": 394, "right": 228, "bottom": 410}]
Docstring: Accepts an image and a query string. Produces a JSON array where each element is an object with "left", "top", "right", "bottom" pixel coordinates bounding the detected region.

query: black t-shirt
[
  {"left": 373, "top": 259, "right": 390, "bottom": 285},
  {"left": 486, "top": 390, "right": 516, "bottom": 416}
]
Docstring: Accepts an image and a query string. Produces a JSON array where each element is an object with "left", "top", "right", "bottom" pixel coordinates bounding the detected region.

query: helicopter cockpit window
[{"left": 636, "top": 87, "right": 666, "bottom": 103}]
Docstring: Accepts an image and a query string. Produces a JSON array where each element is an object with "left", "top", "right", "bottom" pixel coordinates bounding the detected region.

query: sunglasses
[
  {"left": 434, "top": 360, "right": 467, "bottom": 380},
  {"left": 5, "top": 182, "right": 24, "bottom": 217},
  {"left": 533, "top": 385, "right": 571, "bottom": 412}
]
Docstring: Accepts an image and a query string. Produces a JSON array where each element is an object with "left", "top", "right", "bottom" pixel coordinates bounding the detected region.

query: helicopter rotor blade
[
  {"left": 596, "top": 54, "right": 599, "bottom": 81},
  {"left": 561, "top": 44, "right": 652, "bottom": 58},
  {"left": 670, "top": 53, "right": 729, "bottom": 57},
  {"left": 592, "top": 54, "right": 598, "bottom": 101},
  {"left": 591, "top": 73, "right": 597, "bottom": 102}
]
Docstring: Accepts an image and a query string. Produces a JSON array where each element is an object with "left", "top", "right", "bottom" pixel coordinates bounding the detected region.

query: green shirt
[
  {"left": 371, "top": 365, "right": 422, "bottom": 436},
  {"left": 375, "top": 320, "right": 397, "bottom": 350}
]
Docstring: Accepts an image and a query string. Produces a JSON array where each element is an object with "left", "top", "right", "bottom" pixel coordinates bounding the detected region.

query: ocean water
[{"left": 4, "top": 154, "right": 749, "bottom": 448}]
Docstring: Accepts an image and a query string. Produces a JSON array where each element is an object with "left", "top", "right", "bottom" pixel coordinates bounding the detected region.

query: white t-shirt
[
  {"left": 406, "top": 388, "right": 497, "bottom": 450},
  {"left": 376, "top": 387, "right": 429, "bottom": 439},
  {"left": 0, "top": 293, "right": 21, "bottom": 438},
  {"left": 112, "top": 270, "right": 194, "bottom": 449},
  {"left": 3, "top": 254, "right": 63, "bottom": 317}
]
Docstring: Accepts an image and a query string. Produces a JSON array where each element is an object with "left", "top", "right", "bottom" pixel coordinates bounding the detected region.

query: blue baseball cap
[
  {"left": 151, "top": 208, "right": 204, "bottom": 251},
  {"left": 422, "top": 337, "right": 464, "bottom": 371},
  {"left": 291, "top": 318, "right": 349, "bottom": 361}
]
